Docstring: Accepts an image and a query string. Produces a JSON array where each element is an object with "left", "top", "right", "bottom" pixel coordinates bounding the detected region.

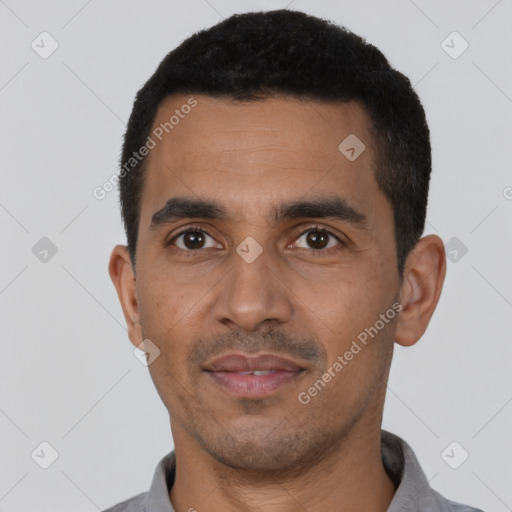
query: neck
[{"left": 169, "top": 419, "right": 395, "bottom": 512}]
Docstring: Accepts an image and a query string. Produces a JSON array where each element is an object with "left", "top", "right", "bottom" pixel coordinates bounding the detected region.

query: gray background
[{"left": 1, "top": 0, "right": 511, "bottom": 510}]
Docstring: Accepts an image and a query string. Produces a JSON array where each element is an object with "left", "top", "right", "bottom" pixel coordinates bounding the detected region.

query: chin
[{"left": 194, "top": 418, "right": 341, "bottom": 476}]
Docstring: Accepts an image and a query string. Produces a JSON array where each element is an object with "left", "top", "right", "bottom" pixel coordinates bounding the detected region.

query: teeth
[{"left": 230, "top": 370, "right": 276, "bottom": 375}]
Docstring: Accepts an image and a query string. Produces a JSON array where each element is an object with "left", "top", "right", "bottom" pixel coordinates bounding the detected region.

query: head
[{"left": 109, "top": 10, "right": 445, "bottom": 474}]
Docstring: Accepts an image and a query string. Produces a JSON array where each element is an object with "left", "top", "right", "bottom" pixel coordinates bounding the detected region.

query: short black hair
[{"left": 119, "top": 9, "right": 431, "bottom": 276}]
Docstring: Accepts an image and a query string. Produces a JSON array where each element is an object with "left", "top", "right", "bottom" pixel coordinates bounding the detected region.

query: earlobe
[
  {"left": 108, "top": 245, "right": 144, "bottom": 348},
  {"left": 394, "top": 235, "right": 447, "bottom": 347}
]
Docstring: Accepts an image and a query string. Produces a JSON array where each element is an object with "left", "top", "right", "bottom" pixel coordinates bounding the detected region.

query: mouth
[{"left": 203, "top": 352, "right": 307, "bottom": 399}]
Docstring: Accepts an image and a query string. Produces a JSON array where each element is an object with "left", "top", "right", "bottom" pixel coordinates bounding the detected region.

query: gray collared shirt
[{"left": 102, "top": 430, "right": 484, "bottom": 512}]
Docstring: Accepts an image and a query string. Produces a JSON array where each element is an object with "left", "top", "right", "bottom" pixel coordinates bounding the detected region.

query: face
[{"left": 115, "top": 94, "right": 405, "bottom": 473}]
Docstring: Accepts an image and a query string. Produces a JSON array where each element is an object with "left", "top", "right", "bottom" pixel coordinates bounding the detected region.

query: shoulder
[
  {"left": 381, "top": 431, "right": 486, "bottom": 512},
  {"left": 419, "top": 479, "right": 486, "bottom": 512},
  {"left": 443, "top": 495, "right": 486, "bottom": 512},
  {"left": 101, "top": 491, "right": 147, "bottom": 512}
]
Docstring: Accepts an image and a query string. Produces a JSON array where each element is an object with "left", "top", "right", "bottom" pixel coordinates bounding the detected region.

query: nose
[{"left": 212, "top": 247, "right": 293, "bottom": 332}]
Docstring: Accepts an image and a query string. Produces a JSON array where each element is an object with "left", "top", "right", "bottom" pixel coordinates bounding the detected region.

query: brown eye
[
  {"left": 306, "top": 230, "right": 330, "bottom": 249},
  {"left": 182, "top": 231, "right": 206, "bottom": 249},
  {"left": 294, "top": 227, "right": 342, "bottom": 251},
  {"left": 168, "top": 228, "right": 218, "bottom": 251}
]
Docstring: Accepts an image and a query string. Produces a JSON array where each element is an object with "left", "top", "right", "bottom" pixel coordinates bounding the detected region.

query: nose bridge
[{"left": 213, "top": 241, "right": 292, "bottom": 331}]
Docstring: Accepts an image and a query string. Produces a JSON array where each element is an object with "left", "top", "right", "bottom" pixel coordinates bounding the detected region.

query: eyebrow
[{"left": 149, "top": 195, "right": 368, "bottom": 230}]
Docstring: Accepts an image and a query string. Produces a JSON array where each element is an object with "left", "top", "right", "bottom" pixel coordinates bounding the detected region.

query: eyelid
[{"left": 296, "top": 224, "right": 343, "bottom": 239}]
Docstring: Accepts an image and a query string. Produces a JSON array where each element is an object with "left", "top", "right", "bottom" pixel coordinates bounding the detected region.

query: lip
[
  {"left": 204, "top": 352, "right": 305, "bottom": 372},
  {"left": 204, "top": 352, "right": 307, "bottom": 399}
]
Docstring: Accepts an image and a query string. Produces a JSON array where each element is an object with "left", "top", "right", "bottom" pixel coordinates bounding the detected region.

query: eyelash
[{"left": 165, "top": 224, "right": 345, "bottom": 254}]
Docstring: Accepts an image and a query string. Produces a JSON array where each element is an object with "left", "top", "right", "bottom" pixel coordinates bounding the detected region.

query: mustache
[{"left": 188, "top": 327, "right": 326, "bottom": 369}]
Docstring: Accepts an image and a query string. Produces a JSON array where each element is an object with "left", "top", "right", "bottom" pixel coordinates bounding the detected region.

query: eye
[
  {"left": 167, "top": 227, "right": 219, "bottom": 251},
  {"left": 166, "top": 225, "right": 344, "bottom": 254},
  {"left": 292, "top": 226, "right": 344, "bottom": 251}
]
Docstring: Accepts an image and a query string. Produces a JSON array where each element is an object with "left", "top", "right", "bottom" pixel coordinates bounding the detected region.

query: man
[{"left": 105, "top": 9, "right": 483, "bottom": 512}]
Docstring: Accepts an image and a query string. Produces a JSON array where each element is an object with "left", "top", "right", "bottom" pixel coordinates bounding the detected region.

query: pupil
[
  {"left": 307, "top": 231, "right": 327, "bottom": 249},
  {"left": 185, "top": 232, "right": 204, "bottom": 249}
]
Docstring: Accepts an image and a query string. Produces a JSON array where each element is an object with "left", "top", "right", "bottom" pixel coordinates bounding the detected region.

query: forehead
[{"left": 139, "top": 93, "right": 387, "bottom": 229}]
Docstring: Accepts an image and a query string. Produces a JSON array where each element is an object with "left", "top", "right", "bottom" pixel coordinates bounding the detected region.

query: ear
[
  {"left": 394, "top": 234, "right": 447, "bottom": 347},
  {"left": 108, "top": 245, "right": 143, "bottom": 349}
]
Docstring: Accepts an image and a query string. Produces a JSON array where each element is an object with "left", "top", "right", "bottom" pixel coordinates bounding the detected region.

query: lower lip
[{"left": 206, "top": 370, "right": 303, "bottom": 398}]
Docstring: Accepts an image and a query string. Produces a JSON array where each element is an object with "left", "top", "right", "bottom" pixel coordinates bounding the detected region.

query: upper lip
[{"left": 204, "top": 352, "right": 305, "bottom": 372}]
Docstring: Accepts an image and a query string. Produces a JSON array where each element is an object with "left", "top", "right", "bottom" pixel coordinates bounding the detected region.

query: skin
[{"left": 109, "top": 94, "right": 446, "bottom": 512}]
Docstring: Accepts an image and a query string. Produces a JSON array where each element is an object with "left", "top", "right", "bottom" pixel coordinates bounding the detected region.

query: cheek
[
  {"left": 136, "top": 269, "right": 217, "bottom": 377},
  {"left": 137, "top": 259, "right": 201, "bottom": 327},
  {"left": 292, "top": 257, "right": 388, "bottom": 327},
  {"left": 138, "top": 285, "right": 197, "bottom": 415},
  {"left": 302, "top": 261, "right": 396, "bottom": 376},
  {"left": 136, "top": 278, "right": 189, "bottom": 362}
]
